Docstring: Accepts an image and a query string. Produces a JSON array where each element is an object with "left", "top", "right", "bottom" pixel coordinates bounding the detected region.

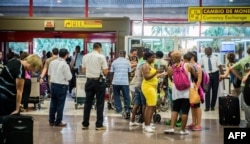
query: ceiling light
[
  {"left": 229, "top": 0, "right": 234, "bottom": 2},
  {"left": 57, "top": 0, "right": 62, "bottom": 3}
]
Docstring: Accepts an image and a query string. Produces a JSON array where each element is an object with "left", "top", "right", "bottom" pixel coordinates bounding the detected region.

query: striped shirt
[
  {"left": 0, "top": 58, "right": 25, "bottom": 98},
  {"left": 111, "top": 57, "right": 131, "bottom": 85},
  {"left": 48, "top": 58, "right": 72, "bottom": 85}
]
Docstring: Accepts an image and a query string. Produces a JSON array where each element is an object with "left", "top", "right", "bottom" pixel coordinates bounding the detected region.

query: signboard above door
[{"left": 188, "top": 7, "right": 250, "bottom": 22}]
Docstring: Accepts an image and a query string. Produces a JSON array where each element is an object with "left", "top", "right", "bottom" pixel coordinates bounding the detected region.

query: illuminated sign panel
[
  {"left": 188, "top": 7, "right": 250, "bottom": 22},
  {"left": 64, "top": 20, "right": 103, "bottom": 28}
]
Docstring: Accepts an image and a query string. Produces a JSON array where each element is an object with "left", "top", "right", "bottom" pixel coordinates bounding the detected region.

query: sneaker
[
  {"left": 129, "top": 121, "right": 141, "bottom": 126},
  {"left": 164, "top": 128, "right": 175, "bottom": 133},
  {"left": 144, "top": 126, "right": 154, "bottom": 133},
  {"left": 82, "top": 126, "right": 88, "bottom": 130},
  {"left": 180, "top": 130, "right": 189, "bottom": 135},
  {"left": 96, "top": 126, "right": 106, "bottom": 131},
  {"left": 192, "top": 126, "right": 202, "bottom": 131},
  {"left": 142, "top": 123, "right": 155, "bottom": 129},
  {"left": 186, "top": 124, "right": 194, "bottom": 129}
]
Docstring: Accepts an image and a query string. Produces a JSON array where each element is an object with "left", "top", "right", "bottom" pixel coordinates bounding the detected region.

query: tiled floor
[{"left": 23, "top": 94, "right": 247, "bottom": 144}]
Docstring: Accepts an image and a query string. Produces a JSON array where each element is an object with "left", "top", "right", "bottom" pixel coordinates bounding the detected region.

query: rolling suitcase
[
  {"left": 0, "top": 115, "right": 33, "bottom": 144},
  {"left": 219, "top": 96, "right": 240, "bottom": 126}
]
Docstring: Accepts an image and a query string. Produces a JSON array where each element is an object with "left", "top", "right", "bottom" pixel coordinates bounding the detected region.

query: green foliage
[
  {"left": 33, "top": 38, "right": 84, "bottom": 55},
  {"left": 8, "top": 42, "right": 28, "bottom": 54},
  {"left": 87, "top": 43, "right": 114, "bottom": 57},
  {"left": 203, "top": 26, "right": 250, "bottom": 37},
  {"left": 152, "top": 26, "right": 185, "bottom": 36},
  {"left": 142, "top": 38, "right": 174, "bottom": 53}
]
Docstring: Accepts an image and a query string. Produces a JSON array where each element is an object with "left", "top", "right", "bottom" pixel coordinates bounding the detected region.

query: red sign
[{"left": 44, "top": 21, "right": 55, "bottom": 28}]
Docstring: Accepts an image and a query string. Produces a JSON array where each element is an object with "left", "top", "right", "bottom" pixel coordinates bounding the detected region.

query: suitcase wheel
[{"left": 153, "top": 114, "right": 161, "bottom": 123}]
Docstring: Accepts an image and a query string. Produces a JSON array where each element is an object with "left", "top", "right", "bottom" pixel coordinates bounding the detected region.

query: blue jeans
[
  {"left": 133, "top": 87, "right": 146, "bottom": 105},
  {"left": 49, "top": 83, "right": 68, "bottom": 125},
  {"left": 113, "top": 85, "right": 130, "bottom": 113}
]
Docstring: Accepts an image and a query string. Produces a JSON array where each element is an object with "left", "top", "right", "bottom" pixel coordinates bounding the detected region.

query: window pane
[
  {"left": 33, "top": 38, "right": 84, "bottom": 56},
  {"left": 88, "top": 0, "right": 141, "bottom": 19},
  {"left": 8, "top": 42, "right": 29, "bottom": 54},
  {"left": 144, "top": 0, "right": 199, "bottom": 20},
  {"left": 33, "top": 0, "right": 85, "bottom": 17},
  {"left": 0, "top": 0, "right": 29, "bottom": 16},
  {"left": 87, "top": 42, "right": 114, "bottom": 58}
]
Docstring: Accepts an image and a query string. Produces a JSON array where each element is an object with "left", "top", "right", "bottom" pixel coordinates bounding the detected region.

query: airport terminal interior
[{"left": 0, "top": 0, "right": 250, "bottom": 144}]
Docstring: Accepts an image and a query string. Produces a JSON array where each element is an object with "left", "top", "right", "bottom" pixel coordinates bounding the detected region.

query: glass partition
[
  {"left": 126, "top": 36, "right": 174, "bottom": 54},
  {"left": 33, "top": 38, "right": 84, "bottom": 56},
  {"left": 125, "top": 36, "right": 250, "bottom": 65},
  {"left": 8, "top": 42, "right": 29, "bottom": 54},
  {"left": 87, "top": 42, "right": 115, "bottom": 59}
]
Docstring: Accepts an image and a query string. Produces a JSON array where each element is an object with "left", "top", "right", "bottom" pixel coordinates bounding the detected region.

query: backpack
[
  {"left": 243, "top": 75, "right": 250, "bottom": 106},
  {"left": 201, "top": 71, "right": 210, "bottom": 93},
  {"left": 172, "top": 62, "right": 190, "bottom": 90}
]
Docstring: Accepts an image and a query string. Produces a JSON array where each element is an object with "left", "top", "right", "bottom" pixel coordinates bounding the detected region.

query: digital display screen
[{"left": 221, "top": 42, "right": 235, "bottom": 53}]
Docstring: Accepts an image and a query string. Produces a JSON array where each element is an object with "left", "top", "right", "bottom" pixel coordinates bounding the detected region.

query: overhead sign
[
  {"left": 64, "top": 20, "right": 102, "bottom": 28},
  {"left": 44, "top": 20, "right": 55, "bottom": 28},
  {"left": 188, "top": 7, "right": 250, "bottom": 22}
]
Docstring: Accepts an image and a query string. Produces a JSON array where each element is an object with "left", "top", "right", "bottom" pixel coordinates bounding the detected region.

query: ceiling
[{"left": 0, "top": 0, "right": 250, "bottom": 20}]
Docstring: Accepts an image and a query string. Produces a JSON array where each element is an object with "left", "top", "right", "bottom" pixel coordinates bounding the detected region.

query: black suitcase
[
  {"left": 219, "top": 96, "right": 240, "bottom": 126},
  {"left": 0, "top": 115, "right": 33, "bottom": 144}
]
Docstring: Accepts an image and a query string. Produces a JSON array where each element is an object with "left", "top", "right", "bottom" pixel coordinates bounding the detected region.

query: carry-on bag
[
  {"left": 219, "top": 96, "right": 240, "bottom": 126},
  {"left": 0, "top": 115, "right": 33, "bottom": 144}
]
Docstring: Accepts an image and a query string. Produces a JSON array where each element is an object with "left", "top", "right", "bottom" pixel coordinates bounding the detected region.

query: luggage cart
[
  {"left": 75, "top": 75, "right": 87, "bottom": 109},
  {"left": 29, "top": 77, "right": 42, "bottom": 109}
]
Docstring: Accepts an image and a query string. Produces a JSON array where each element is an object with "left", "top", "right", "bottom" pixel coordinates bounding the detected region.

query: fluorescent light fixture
[
  {"left": 231, "top": 38, "right": 241, "bottom": 41},
  {"left": 142, "top": 39, "right": 161, "bottom": 41},
  {"left": 195, "top": 38, "right": 213, "bottom": 41}
]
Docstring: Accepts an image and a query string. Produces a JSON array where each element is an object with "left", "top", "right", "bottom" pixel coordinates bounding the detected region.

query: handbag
[{"left": 189, "top": 83, "right": 200, "bottom": 104}]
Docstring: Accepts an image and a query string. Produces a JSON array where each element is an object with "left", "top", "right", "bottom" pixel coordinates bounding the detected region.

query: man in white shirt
[
  {"left": 48, "top": 48, "right": 72, "bottom": 127},
  {"left": 200, "top": 47, "right": 224, "bottom": 111},
  {"left": 81, "top": 42, "right": 109, "bottom": 131}
]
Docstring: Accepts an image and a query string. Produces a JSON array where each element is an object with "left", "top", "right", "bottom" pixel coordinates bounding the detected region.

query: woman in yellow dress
[{"left": 141, "top": 50, "right": 165, "bottom": 133}]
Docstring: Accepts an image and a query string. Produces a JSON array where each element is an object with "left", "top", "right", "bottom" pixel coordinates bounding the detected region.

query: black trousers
[
  {"left": 22, "top": 79, "right": 31, "bottom": 109},
  {"left": 205, "top": 71, "right": 220, "bottom": 109},
  {"left": 69, "top": 68, "right": 78, "bottom": 93},
  {"left": 0, "top": 95, "right": 15, "bottom": 116},
  {"left": 82, "top": 79, "right": 105, "bottom": 127}
]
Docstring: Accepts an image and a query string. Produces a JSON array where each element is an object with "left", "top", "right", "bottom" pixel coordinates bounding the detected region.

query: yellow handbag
[{"left": 189, "top": 83, "right": 200, "bottom": 104}]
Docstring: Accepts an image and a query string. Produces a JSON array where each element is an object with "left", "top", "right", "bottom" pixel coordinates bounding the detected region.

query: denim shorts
[{"left": 133, "top": 87, "right": 146, "bottom": 105}]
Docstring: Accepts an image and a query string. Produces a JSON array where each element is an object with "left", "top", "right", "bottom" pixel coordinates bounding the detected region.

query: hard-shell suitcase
[
  {"left": 219, "top": 96, "right": 240, "bottom": 125},
  {"left": 0, "top": 115, "right": 33, "bottom": 144}
]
